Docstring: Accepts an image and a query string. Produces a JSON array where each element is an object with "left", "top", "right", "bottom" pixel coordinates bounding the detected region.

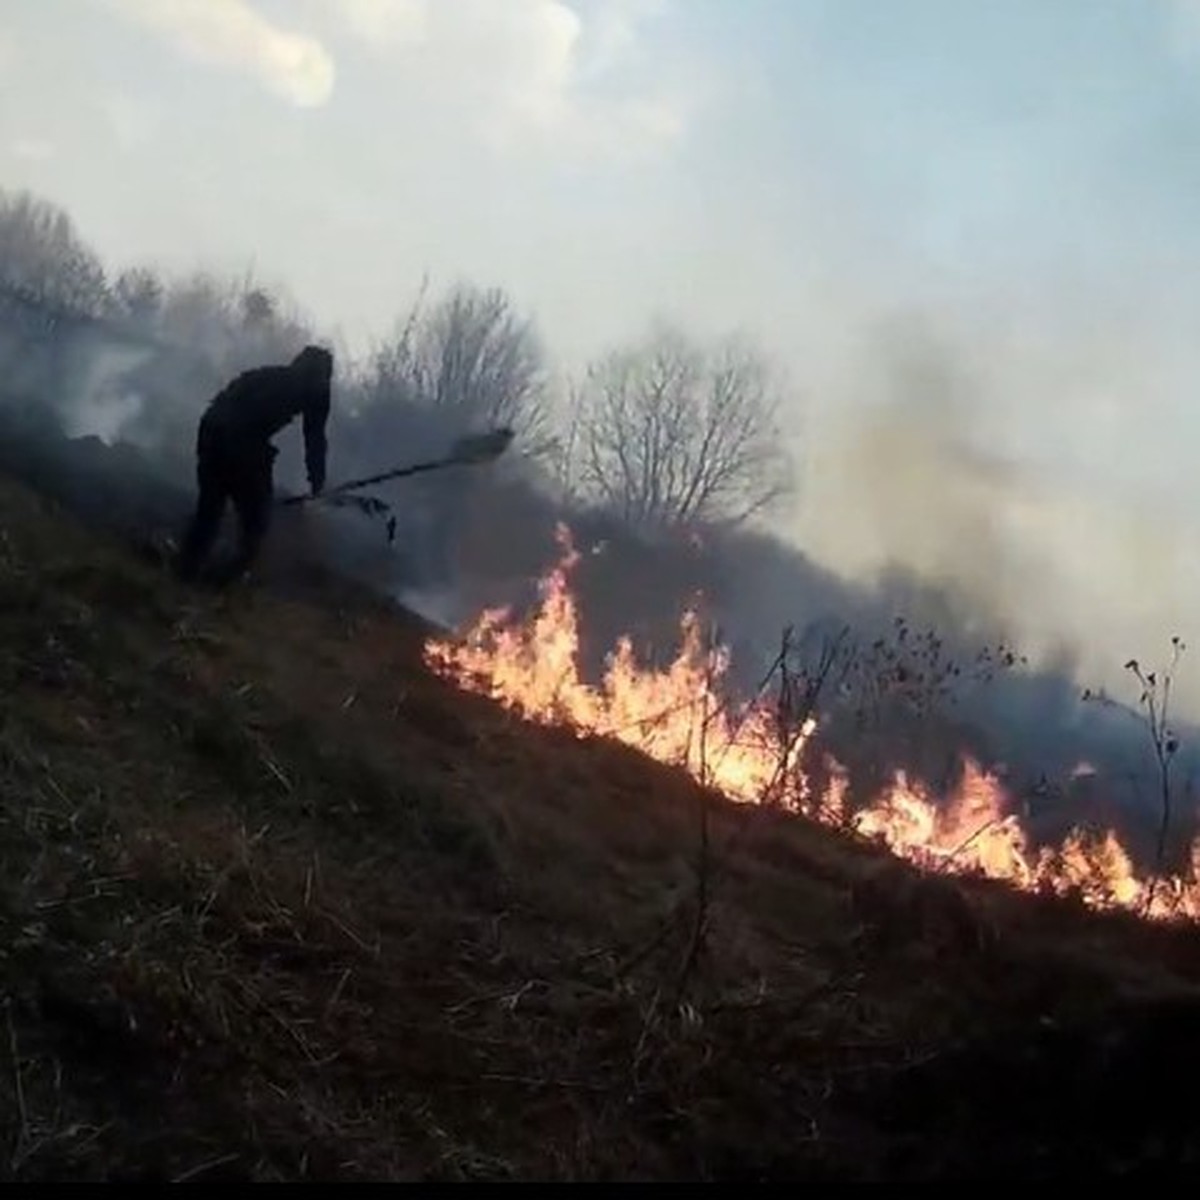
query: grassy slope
[{"left": 1, "top": 476, "right": 1200, "bottom": 1181}]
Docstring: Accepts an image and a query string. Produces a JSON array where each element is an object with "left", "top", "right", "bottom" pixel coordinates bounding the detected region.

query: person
[{"left": 175, "top": 344, "right": 333, "bottom": 586}]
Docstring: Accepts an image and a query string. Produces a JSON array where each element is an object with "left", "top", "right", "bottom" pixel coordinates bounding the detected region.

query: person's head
[{"left": 289, "top": 344, "right": 333, "bottom": 396}]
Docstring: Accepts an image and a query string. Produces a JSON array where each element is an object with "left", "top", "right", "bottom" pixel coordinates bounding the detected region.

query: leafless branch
[{"left": 573, "top": 324, "right": 795, "bottom": 536}]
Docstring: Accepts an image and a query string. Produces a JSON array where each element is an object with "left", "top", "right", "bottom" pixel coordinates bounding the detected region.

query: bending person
[{"left": 176, "top": 344, "right": 332, "bottom": 585}]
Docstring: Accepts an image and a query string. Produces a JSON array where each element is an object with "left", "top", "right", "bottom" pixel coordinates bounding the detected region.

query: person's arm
[{"left": 302, "top": 388, "right": 330, "bottom": 495}]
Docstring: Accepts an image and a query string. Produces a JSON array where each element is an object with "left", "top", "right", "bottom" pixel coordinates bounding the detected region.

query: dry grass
[{"left": 1, "top": 477, "right": 1200, "bottom": 1180}]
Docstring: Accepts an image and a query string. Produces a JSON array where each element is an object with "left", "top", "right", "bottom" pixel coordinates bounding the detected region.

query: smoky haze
[
  {"left": 0, "top": 177, "right": 1195, "bottom": 872},
  {"left": 4, "top": 0, "right": 1200, "bottom": 859},
  {"left": 789, "top": 298, "right": 1200, "bottom": 722}
]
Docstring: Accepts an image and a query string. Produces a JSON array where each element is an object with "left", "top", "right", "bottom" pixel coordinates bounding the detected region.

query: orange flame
[{"left": 423, "top": 525, "right": 1200, "bottom": 923}]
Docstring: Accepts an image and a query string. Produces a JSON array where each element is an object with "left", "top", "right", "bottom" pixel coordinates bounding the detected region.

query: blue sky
[
  {"left": 789, "top": 1, "right": 1200, "bottom": 271},
  {"left": 4, "top": 0, "right": 1200, "bottom": 701}
]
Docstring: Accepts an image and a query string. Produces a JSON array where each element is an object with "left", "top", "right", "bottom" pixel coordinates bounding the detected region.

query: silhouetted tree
[
  {"left": 573, "top": 324, "right": 794, "bottom": 535},
  {"left": 367, "top": 282, "right": 548, "bottom": 440},
  {"left": 242, "top": 286, "right": 275, "bottom": 328},
  {"left": 110, "top": 266, "right": 165, "bottom": 323},
  {"left": 0, "top": 189, "right": 108, "bottom": 315}
]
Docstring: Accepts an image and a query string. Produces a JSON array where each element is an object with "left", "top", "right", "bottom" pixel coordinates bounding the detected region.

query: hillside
[{"left": 1, "top": 475, "right": 1200, "bottom": 1181}]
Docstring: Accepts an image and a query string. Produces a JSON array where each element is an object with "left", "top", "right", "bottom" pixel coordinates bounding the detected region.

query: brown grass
[{"left": 1, "top": 477, "right": 1200, "bottom": 1180}]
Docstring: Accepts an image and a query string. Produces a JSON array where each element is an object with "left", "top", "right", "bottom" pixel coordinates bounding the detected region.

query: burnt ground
[{"left": 1, "top": 472, "right": 1200, "bottom": 1180}]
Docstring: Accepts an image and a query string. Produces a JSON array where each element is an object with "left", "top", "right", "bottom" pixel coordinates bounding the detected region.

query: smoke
[
  {"left": 56, "top": 341, "right": 155, "bottom": 443},
  {"left": 0, "top": 267, "right": 542, "bottom": 610},
  {"left": 787, "top": 302, "right": 1200, "bottom": 723}
]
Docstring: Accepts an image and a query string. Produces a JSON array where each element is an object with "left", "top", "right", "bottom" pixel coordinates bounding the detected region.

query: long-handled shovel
[
  {"left": 278, "top": 427, "right": 515, "bottom": 543},
  {"left": 280, "top": 427, "right": 515, "bottom": 509}
]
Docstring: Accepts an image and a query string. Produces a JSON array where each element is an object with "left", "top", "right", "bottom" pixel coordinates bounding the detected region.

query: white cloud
[
  {"left": 340, "top": 0, "right": 428, "bottom": 48},
  {"left": 0, "top": 29, "right": 13, "bottom": 72},
  {"left": 577, "top": 0, "right": 666, "bottom": 78},
  {"left": 102, "top": 0, "right": 335, "bottom": 108},
  {"left": 333, "top": 0, "right": 688, "bottom": 160}
]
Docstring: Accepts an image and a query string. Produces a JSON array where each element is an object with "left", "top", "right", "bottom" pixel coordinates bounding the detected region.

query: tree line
[{"left": 0, "top": 186, "right": 796, "bottom": 540}]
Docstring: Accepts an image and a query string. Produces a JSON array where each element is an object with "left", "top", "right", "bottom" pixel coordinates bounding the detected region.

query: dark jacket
[{"left": 200, "top": 358, "right": 331, "bottom": 493}]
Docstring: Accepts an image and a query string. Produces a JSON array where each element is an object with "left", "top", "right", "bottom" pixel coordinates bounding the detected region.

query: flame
[{"left": 424, "top": 525, "right": 1200, "bottom": 923}]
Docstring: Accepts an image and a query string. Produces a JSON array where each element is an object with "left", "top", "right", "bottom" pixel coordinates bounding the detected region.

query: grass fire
[
  {"left": 8, "top": 4, "right": 1200, "bottom": 1176},
  {"left": 426, "top": 525, "right": 1200, "bottom": 924},
  {"left": 3, "top": 474, "right": 1200, "bottom": 1181}
]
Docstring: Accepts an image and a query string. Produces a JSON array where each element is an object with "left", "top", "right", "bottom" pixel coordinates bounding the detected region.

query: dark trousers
[{"left": 177, "top": 416, "right": 276, "bottom": 585}]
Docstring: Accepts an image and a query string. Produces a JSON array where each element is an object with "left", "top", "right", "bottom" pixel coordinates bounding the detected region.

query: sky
[{"left": 5, "top": 0, "right": 1200, "bottom": 705}]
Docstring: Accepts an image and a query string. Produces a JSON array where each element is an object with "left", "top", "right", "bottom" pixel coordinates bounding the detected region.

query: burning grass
[
  {"left": 425, "top": 525, "right": 1200, "bottom": 922},
  {"left": 3, "top": 480, "right": 1200, "bottom": 1179}
]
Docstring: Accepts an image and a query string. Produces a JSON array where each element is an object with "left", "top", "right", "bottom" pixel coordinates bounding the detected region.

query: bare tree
[
  {"left": 0, "top": 189, "right": 108, "bottom": 315},
  {"left": 154, "top": 271, "right": 312, "bottom": 373},
  {"left": 1084, "top": 637, "right": 1187, "bottom": 886},
  {"left": 368, "top": 282, "right": 548, "bottom": 440},
  {"left": 111, "top": 270, "right": 314, "bottom": 463},
  {"left": 110, "top": 266, "right": 165, "bottom": 323},
  {"left": 574, "top": 324, "right": 794, "bottom": 535}
]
